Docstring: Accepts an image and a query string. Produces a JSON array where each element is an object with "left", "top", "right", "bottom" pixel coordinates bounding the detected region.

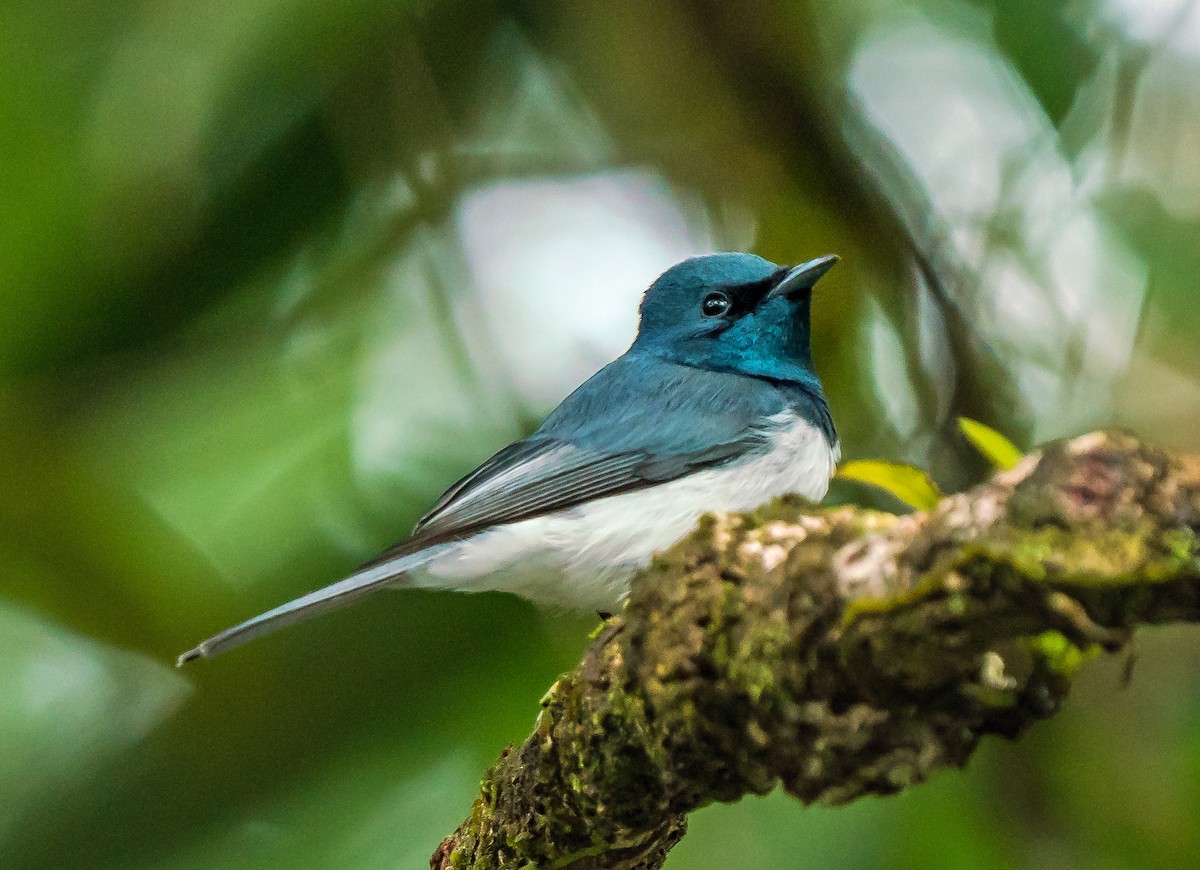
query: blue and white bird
[{"left": 179, "top": 252, "right": 840, "bottom": 664}]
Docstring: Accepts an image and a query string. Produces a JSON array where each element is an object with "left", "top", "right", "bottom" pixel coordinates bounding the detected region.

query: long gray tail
[{"left": 177, "top": 545, "right": 445, "bottom": 665}]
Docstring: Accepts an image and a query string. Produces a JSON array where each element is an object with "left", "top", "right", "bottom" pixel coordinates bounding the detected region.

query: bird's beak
[{"left": 766, "top": 254, "right": 839, "bottom": 302}]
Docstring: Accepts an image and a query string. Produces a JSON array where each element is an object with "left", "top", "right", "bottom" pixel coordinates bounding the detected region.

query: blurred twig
[{"left": 434, "top": 430, "right": 1200, "bottom": 868}]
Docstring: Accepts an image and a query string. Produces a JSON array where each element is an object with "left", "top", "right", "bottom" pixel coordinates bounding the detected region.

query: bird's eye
[{"left": 701, "top": 292, "right": 730, "bottom": 317}]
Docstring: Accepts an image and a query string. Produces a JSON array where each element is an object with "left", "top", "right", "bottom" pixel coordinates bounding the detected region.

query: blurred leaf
[
  {"left": 835, "top": 460, "right": 941, "bottom": 511},
  {"left": 957, "top": 417, "right": 1023, "bottom": 471},
  {"left": 0, "top": 603, "right": 189, "bottom": 845}
]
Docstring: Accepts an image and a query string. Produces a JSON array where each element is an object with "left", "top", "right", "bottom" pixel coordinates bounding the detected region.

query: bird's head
[{"left": 632, "top": 252, "right": 838, "bottom": 387}]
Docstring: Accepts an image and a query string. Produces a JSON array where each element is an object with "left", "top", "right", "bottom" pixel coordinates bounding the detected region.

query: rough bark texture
[{"left": 432, "top": 430, "right": 1200, "bottom": 869}]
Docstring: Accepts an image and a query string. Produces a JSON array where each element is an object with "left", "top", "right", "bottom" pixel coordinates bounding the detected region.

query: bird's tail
[{"left": 176, "top": 544, "right": 447, "bottom": 666}]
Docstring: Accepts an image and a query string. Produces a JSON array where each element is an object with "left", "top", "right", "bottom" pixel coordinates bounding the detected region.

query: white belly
[{"left": 412, "top": 412, "right": 838, "bottom": 611}]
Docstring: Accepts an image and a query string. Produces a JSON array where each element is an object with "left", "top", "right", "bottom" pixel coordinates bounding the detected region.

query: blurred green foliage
[{"left": 3, "top": 1, "right": 1200, "bottom": 868}]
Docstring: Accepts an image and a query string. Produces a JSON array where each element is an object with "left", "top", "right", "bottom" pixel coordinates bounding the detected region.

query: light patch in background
[
  {"left": 912, "top": 266, "right": 955, "bottom": 423},
  {"left": 863, "top": 297, "right": 920, "bottom": 443},
  {"left": 453, "top": 170, "right": 718, "bottom": 415},
  {"left": 0, "top": 604, "right": 189, "bottom": 843},
  {"left": 351, "top": 226, "right": 520, "bottom": 502},
  {"left": 1120, "top": 53, "right": 1200, "bottom": 219},
  {"left": 1114, "top": 355, "right": 1200, "bottom": 445},
  {"left": 1099, "top": 0, "right": 1200, "bottom": 57},
  {"left": 848, "top": 18, "right": 1147, "bottom": 441},
  {"left": 1068, "top": 2, "right": 1200, "bottom": 221}
]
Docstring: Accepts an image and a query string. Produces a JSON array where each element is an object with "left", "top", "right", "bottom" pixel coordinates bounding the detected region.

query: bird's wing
[{"left": 358, "top": 432, "right": 760, "bottom": 569}]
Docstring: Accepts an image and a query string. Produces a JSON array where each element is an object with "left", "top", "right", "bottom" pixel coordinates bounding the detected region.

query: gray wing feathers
[
  {"left": 413, "top": 444, "right": 640, "bottom": 540},
  {"left": 359, "top": 436, "right": 755, "bottom": 573}
]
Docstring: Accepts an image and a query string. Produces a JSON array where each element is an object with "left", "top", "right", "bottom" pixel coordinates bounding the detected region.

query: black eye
[{"left": 701, "top": 292, "right": 730, "bottom": 317}]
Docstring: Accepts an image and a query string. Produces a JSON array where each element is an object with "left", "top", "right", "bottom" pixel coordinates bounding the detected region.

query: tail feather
[{"left": 177, "top": 544, "right": 445, "bottom": 665}]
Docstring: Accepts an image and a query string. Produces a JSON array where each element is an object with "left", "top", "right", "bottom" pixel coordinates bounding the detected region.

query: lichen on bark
[{"left": 432, "top": 431, "right": 1200, "bottom": 869}]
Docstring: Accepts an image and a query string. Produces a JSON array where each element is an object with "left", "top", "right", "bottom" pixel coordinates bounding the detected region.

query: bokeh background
[{"left": 3, "top": 0, "right": 1200, "bottom": 867}]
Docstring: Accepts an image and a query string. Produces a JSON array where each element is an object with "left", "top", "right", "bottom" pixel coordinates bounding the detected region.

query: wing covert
[{"left": 411, "top": 436, "right": 757, "bottom": 543}]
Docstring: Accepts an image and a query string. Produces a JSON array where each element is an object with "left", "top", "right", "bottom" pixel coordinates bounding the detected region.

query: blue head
[{"left": 632, "top": 252, "right": 837, "bottom": 388}]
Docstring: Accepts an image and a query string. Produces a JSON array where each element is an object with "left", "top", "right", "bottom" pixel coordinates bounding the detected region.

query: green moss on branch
[{"left": 433, "top": 431, "right": 1200, "bottom": 869}]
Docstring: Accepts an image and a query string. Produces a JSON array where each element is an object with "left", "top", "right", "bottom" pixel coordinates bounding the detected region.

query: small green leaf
[
  {"left": 958, "top": 417, "right": 1023, "bottom": 471},
  {"left": 836, "top": 460, "right": 942, "bottom": 511}
]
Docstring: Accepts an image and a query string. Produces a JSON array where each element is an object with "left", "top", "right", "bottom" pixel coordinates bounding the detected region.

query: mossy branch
[{"left": 432, "top": 431, "right": 1200, "bottom": 869}]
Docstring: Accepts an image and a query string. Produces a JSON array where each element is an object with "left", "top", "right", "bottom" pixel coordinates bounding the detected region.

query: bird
[{"left": 178, "top": 252, "right": 840, "bottom": 665}]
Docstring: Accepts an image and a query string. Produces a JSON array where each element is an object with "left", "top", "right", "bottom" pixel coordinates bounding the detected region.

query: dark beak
[{"left": 766, "top": 254, "right": 839, "bottom": 302}]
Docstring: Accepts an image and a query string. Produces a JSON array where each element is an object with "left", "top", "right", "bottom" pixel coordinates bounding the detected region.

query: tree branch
[{"left": 432, "top": 431, "right": 1200, "bottom": 869}]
